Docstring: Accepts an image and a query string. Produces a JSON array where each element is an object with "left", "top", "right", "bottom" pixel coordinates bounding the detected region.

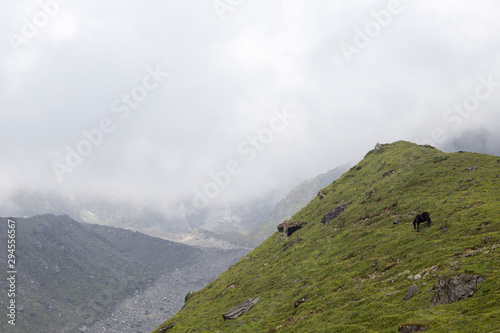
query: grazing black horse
[{"left": 413, "top": 212, "right": 431, "bottom": 232}]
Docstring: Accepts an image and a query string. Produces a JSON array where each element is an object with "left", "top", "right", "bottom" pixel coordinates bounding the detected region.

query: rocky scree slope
[
  {"left": 0, "top": 214, "right": 202, "bottom": 333},
  {"left": 153, "top": 141, "right": 500, "bottom": 332}
]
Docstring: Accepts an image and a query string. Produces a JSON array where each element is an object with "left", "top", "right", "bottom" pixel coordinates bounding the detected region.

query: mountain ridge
[
  {"left": 246, "top": 163, "right": 352, "bottom": 246},
  {"left": 153, "top": 141, "right": 500, "bottom": 332}
]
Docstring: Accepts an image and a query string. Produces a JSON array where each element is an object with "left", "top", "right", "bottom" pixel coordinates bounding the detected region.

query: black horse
[{"left": 413, "top": 212, "right": 431, "bottom": 232}]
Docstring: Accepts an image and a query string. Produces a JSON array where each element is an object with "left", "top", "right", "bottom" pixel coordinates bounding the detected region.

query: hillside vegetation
[{"left": 153, "top": 141, "right": 500, "bottom": 332}]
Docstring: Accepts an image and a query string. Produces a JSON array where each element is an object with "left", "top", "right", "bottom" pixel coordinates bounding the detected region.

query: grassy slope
[{"left": 153, "top": 141, "right": 500, "bottom": 332}]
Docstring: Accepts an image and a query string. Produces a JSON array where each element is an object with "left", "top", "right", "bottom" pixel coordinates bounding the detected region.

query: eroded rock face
[
  {"left": 321, "top": 203, "right": 350, "bottom": 225},
  {"left": 431, "top": 274, "right": 484, "bottom": 305}
]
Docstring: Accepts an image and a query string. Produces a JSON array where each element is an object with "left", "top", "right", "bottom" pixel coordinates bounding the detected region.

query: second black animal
[{"left": 413, "top": 212, "right": 431, "bottom": 232}]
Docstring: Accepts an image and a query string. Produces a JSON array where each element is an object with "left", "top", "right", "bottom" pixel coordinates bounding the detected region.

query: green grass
[{"left": 153, "top": 141, "right": 500, "bottom": 332}]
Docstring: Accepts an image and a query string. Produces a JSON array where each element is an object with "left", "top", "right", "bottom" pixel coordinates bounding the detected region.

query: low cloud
[{"left": 1, "top": 0, "right": 499, "bottom": 213}]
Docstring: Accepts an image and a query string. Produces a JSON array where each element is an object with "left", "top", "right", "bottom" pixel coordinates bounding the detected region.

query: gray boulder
[
  {"left": 404, "top": 284, "right": 418, "bottom": 301},
  {"left": 431, "top": 274, "right": 484, "bottom": 305},
  {"left": 321, "top": 203, "right": 350, "bottom": 225}
]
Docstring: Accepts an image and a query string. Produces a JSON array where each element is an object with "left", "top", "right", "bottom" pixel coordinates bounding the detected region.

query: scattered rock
[
  {"left": 321, "top": 203, "right": 350, "bottom": 225},
  {"left": 374, "top": 143, "right": 383, "bottom": 150},
  {"left": 294, "top": 295, "right": 308, "bottom": 308},
  {"left": 370, "top": 189, "right": 376, "bottom": 199},
  {"left": 79, "top": 326, "right": 88, "bottom": 333},
  {"left": 466, "top": 166, "right": 479, "bottom": 171},
  {"left": 465, "top": 250, "right": 480, "bottom": 257},
  {"left": 394, "top": 217, "right": 401, "bottom": 224},
  {"left": 399, "top": 324, "right": 428, "bottom": 332},
  {"left": 222, "top": 297, "right": 260, "bottom": 320},
  {"left": 317, "top": 190, "right": 326, "bottom": 200},
  {"left": 245, "top": 276, "right": 259, "bottom": 285},
  {"left": 492, "top": 244, "right": 499, "bottom": 251},
  {"left": 383, "top": 170, "right": 396, "bottom": 177},
  {"left": 184, "top": 292, "right": 195, "bottom": 303},
  {"left": 431, "top": 274, "right": 484, "bottom": 305},
  {"left": 482, "top": 236, "right": 492, "bottom": 244},
  {"left": 407, "top": 275, "right": 414, "bottom": 281},
  {"left": 283, "top": 237, "right": 302, "bottom": 251},
  {"left": 221, "top": 284, "right": 237, "bottom": 295},
  {"left": 399, "top": 270, "right": 411, "bottom": 276},
  {"left": 404, "top": 284, "right": 418, "bottom": 301},
  {"left": 450, "top": 261, "right": 459, "bottom": 267},
  {"left": 414, "top": 274, "right": 422, "bottom": 280}
]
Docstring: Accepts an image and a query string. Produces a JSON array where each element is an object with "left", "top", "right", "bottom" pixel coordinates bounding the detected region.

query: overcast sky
[{"left": 1, "top": 0, "right": 499, "bottom": 210}]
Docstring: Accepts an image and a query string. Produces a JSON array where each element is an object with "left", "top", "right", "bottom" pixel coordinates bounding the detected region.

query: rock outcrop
[
  {"left": 321, "top": 203, "right": 350, "bottom": 225},
  {"left": 277, "top": 221, "right": 308, "bottom": 237},
  {"left": 431, "top": 274, "right": 484, "bottom": 305}
]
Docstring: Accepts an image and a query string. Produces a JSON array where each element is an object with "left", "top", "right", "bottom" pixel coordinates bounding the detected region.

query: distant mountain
[
  {"left": 245, "top": 163, "right": 352, "bottom": 246},
  {"left": 0, "top": 214, "right": 247, "bottom": 333},
  {"left": 154, "top": 141, "right": 500, "bottom": 332},
  {"left": 0, "top": 190, "right": 280, "bottom": 237},
  {"left": 0, "top": 165, "right": 351, "bottom": 250},
  {"left": 0, "top": 193, "right": 190, "bottom": 232},
  {"left": 181, "top": 192, "right": 281, "bottom": 233}
]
